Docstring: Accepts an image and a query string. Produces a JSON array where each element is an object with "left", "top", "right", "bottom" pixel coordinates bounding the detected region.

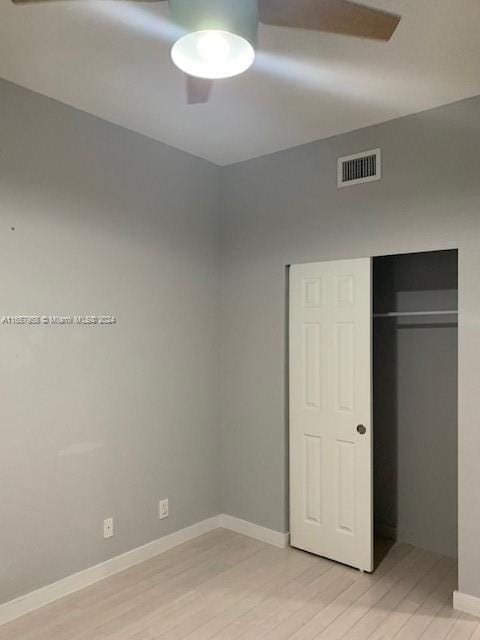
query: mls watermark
[{"left": 1, "top": 315, "right": 117, "bottom": 326}]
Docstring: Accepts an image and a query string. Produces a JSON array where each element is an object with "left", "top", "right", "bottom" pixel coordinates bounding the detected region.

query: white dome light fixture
[{"left": 171, "top": 29, "right": 255, "bottom": 79}]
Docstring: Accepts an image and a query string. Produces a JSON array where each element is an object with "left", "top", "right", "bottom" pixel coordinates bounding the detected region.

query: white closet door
[{"left": 289, "top": 259, "right": 372, "bottom": 572}]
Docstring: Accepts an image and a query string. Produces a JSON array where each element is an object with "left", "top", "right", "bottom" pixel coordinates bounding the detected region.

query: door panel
[
  {"left": 289, "top": 258, "right": 372, "bottom": 571},
  {"left": 336, "top": 439, "right": 356, "bottom": 534},
  {"left": 336, "top": 321, "right": 355, "bottom": 412},
  {"left": 304, "top": 323, "right": 322, "bottom": 408},
  {"left": 305, "top": 434, "right": 323, "bottom": 523}
]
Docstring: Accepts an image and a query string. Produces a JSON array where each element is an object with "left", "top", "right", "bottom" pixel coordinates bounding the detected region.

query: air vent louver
[{"left": 337, "top": 149, "right": 381, "bottom": 187}]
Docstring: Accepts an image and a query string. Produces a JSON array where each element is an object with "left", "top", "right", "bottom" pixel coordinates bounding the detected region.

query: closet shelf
[{"left": 373, "top": 310, "right": 458, "bottom": 318}]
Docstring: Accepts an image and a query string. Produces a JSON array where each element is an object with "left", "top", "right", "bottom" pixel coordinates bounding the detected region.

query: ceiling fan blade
[
  {"left": 12, "top": 0, "right": 167, "bottom": 4},
  {"left": 186, "top": 75, "right": 212, "bottom": 105},
  {"left": 258, "top": 0, "right": 401, "bottom": 41}
]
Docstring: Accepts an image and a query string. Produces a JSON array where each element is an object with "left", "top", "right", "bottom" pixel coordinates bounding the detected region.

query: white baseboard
[
  {"left": 453, "top": 590, "right": 480, "bottom": 618},
  {"left": 219, "top": 514, "right": 289, "bottom": 548},
  {"left": 0, "top": 514, "right": 288, "bottom": 626},
  {"left": 0, "top": 515, "right": 221, "bottom": 627}
]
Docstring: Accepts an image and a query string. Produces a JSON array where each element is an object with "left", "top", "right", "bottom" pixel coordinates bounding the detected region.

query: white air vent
[{"left": 337, "top": 148, "right": 381, "bottom": 188}]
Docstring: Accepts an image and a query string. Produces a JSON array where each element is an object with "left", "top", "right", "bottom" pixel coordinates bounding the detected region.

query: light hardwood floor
[{"left": 1, "top": 529, "right": 478, "bottom": 640}]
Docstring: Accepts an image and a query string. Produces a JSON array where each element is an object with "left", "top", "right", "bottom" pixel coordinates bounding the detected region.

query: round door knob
[{"left": 356, "top": 424, "right": 366, "bottom": 435}]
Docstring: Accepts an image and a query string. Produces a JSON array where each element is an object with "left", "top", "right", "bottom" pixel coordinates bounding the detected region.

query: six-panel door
[{"left": 289, "top": 259, "right": 373, "bottom": 572}]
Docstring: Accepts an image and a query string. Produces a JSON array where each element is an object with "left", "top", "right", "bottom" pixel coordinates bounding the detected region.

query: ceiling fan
[{"left": 12, "top": 0, "right": 401, "bottom": 104}]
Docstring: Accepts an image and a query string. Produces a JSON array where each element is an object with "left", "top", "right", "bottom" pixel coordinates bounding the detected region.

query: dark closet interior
[{"left": 373, "top": 249, "right": 458, "bottom": 558}]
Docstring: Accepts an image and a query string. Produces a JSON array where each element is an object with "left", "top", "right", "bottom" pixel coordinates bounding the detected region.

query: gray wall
[
  {"left": 0, "top": 79, "right": 220, "bottom": 604},
  {"left": 396, "top": 322, "right": 457, "bottom": 555},
  {"left": 2, "top": 77, "right": 480, "bottom": 606},
  {"left": 220, "top": 96, "right": 480, "bottom": 599},
  {"left": 373, "top": 251, "right": 458, "bottom": 557}
]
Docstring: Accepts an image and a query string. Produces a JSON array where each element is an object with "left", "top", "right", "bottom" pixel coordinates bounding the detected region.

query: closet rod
[{"left": 373, "top": 310, "right": 458, "bottom": 318}]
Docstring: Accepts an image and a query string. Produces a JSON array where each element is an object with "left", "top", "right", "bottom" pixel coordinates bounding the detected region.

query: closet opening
[{"left": 373, "top": 249, "right": 458, "bottom": 567}]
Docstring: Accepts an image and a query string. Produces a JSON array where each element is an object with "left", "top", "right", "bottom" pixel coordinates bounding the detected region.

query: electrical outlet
[
  {"left": 159, "top": 499, "right": 169, "bottom": 520},
  {"left": 103, "top": 517, "right": 114, "bottom": 539}
]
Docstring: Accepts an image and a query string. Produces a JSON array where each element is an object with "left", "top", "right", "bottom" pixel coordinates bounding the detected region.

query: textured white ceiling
[{"left": 0, "top": 0, "right": 479, "bottom": 165}]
